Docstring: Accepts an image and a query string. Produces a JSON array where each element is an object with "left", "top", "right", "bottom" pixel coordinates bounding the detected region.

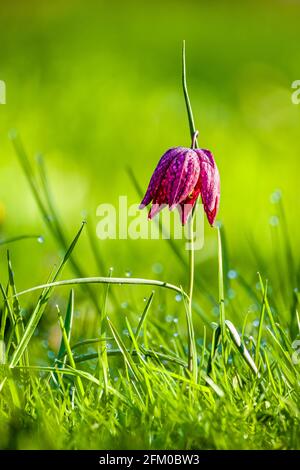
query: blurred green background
[{"left": 0, "top": 0, "right": 300, "bottom": 322}]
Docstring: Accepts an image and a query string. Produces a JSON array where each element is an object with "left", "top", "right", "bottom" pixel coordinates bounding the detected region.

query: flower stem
[
  {"left": 187, "top": 216, "right": 198, "bottom": 380},
  {"left": 182, "top": 40, "right": 198, "bottom": 148},
  {"left": 182, "top": 40, "right": 198, "bottom": 380}
]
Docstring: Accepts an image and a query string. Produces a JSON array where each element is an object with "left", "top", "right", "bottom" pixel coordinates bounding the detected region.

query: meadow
[{"left": 0, "top": 0, "right": 300, "bottom": 450}]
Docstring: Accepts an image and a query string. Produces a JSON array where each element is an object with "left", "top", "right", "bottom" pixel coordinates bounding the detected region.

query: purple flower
[{"left": 139, "top": 146, "right": 220, "bottom": 225}]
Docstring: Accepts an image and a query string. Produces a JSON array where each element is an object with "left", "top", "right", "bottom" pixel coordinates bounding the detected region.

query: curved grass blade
[
  {"left": 0, "top": 234, "right": 43, "bottom": 246},
  {"left": 67, "top": 347, "right": 187, "bottom": 368},
  {"left": 13, "top": 277, "right": 187, "bottom": 299}
]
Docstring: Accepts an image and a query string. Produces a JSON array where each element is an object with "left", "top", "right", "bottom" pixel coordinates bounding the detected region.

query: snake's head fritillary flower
[{"left": 139, "top": 145, "right": 220, "bottom": 226}]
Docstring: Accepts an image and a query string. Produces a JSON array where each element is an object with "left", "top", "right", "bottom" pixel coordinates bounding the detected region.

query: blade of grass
[
  {"left": 255, "top": 278, "right": 268, "bottom": 366},
  {"left": 200, "top": 325, "right": 207, "bottom": 369},
  {"left": 10, "top": 132, "right": 99, "bottom": 312},
  {"left": 99, "top": 267, "right": 113, "bottom": 334},
  {"left": 9, "top": 222, "right": 85, "bottom": 368},
  {"left": 0, "top": 234, "right": 43, "bottom": 246},
  {"left": 107, "top": 317, "right": 142, "bottom": 381},
  {"left": 0, "top": 340, "right": 5, "bottom": 364},
  {"left": 128, "top": 346, "right": 187, "bottom": 367},
  {"left": 225, "top": 320, "right": 259, "bottom": 376},
  {"left": 0, "top": 283, "right": 11, "bottom": 343},
  {"left": 130, "top": 290, "right": 154, "bottom": 353},
  {"left": 56, "top": 289, "right": 75, "bottom": 368},
  {"left": 183, "top": 288, "right": 198, "bottom": 382},
  {"left": 258, "top": 273, "right": 280, "bottom": 340},
  {"left": 16, "top": 364, "right": 128, "bottom": 402},
  {"left": 70, "top": 337, "right": 113, "bottom": 354},
  {"left": 57, "top": 303, "right": 85, "bottom": 400},
  {"left": 13, "top": 276, "right": 188, "bottom": 299},
  {"left": 0, "top": 281, "right": 20, "bottom": 361},
  {"left": 0, "top": 376, "right": 7, "bottom": 393}
]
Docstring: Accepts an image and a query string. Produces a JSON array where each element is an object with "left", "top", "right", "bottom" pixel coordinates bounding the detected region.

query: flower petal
[
  {"left": 148, "top": 203, "right": 166, "bottom": 220},
  {"left": 177, "top": 179, "right": 202, "bottom": 224},
  {"left": 166, "top": 149, "right": 200, "bottom": 208},
  {"left": 195, "top": 149, "right": 220, "bottom": 226},
  {"left": 139, "top": 147, "right": 184, "bottom": 208}
]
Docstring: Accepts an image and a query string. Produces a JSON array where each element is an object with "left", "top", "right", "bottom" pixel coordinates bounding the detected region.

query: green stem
[
  {"left": 187, "top": 216, "right": 198, "bottom": 380},
  {"left": 182, "top": 40, "right": 198, "bottom": 380},
  {"left": 217, "top": 227, "right": 226, "bottom": 338},
  {"left": 182, "top": 40, "right": 198, "bottom": 147}
]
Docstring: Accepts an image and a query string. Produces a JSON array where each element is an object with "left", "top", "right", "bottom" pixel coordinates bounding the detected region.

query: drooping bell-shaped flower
[{"left": 139, "top": 144, "right": 220, "bottom": 225}]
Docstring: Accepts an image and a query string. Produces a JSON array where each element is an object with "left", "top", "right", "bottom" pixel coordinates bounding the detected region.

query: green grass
[
  {"left": 0, "top": 143, "right": 299, "bottom": 449},
  {"left": 0, "top": 0, "right": 300, "bottom": 450}
]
